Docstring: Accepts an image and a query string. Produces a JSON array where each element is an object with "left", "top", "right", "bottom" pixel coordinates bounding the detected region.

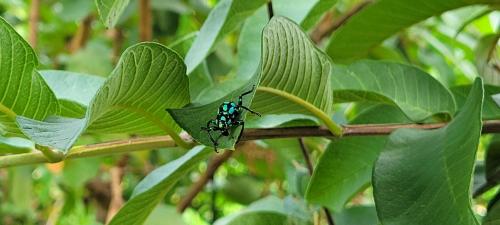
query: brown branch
[
  {"left": 28, "top": 0, "right": 40, "bottom": 48},
  {"left": 177, "top": 151, "right": 233, "bottom": 213},
  {"left": 69, "top": 15, "right": 93, "bottom": 53},
  {"left": 139, "top": 0, "right": 152, "bottom": 41},
  {"left": 298, "top": 138, "right": 335, "bottom": 225},
  {"left": 242, "top": 120, "right": 500, "bottom": 140},
  {"left": 2, "top": 121, "right": 500, "bottom": 168},
  {"left": 105, "top": 156, "right": 128, "bottom": 223},
  {"left": 110, "top": 28, "right": 124, "bottom": 63},
  {"left": 311, "top": 0, "right": 374, "bottom": 43}
]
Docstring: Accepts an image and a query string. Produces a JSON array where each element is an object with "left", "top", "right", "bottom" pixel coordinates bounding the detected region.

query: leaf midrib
[{"left": 257, "top": 86, "right": 342, "bottom": 136}]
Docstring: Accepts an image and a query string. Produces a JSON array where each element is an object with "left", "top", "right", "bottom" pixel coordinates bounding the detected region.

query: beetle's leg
[
  {"left": 235, "top": 120, "right": 245, "bottom": 143},
  {"left": 238, "top": 85, "right": 256, "bottom": 105},
  {"left": 213, "top": 132, "right": 224, "bottom": 153},
  {"left": 201, "top": 120, "right": 221, "bottom": 152},
  {"left": 240, "top": 105, "right": 261, "bottom": 117}
]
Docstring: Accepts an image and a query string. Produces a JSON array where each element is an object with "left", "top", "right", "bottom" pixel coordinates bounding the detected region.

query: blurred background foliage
[{"left": 0, "top": 0, "right": 498, "bottom": 224}]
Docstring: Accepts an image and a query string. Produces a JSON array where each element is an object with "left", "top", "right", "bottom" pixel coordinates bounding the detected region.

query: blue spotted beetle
[{"left": 201, "top": 85, "right": 261, "bottom": 152}]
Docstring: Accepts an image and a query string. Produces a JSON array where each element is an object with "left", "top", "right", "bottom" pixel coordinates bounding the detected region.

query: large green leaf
[
  {"left": 306, "top": 136, "right": 386, "bottom": 211},
  {"left": 252, "top": 17, "right": 341, "bottom": 135},
  {"left": 306, "top": 104, "right": 409, "bottom": 211},
  {"left": 184, "top": 0, "right": 267, "bottom": 74},
  {"left": 332, "top": 60, "right": 457, "bottom": 122},
  {"left": 17, "top": 43, "right": 190, "bottom": 152},
  {"left": 94, "top": 0, "right": 131, "bottom": 28},
  {"left": 214, "top": 196, "right": 312, "bottom": 225},
  {"left": 0, "top": 17, "right": 59, "bottom": 136},
  {"left": 325, "top": 0, "right": 499, "bottom": 62},
  {"left": 109, "top": 146, "right": 210, "bottom": 225},
  {"left": 373, "top": 78, "right": 484, "bottom": 225}
]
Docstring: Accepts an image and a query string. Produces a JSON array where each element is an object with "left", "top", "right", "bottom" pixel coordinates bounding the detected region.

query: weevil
[{"left": 201, "top": 85, "right": 261, "bottom": 152}]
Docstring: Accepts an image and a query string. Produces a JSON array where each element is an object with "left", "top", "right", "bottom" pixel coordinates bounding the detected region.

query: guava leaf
[
  {"left": 17, "top": 43, "right": 190, "bottom": 152},
  {"left": 0, "top": 17, "right": 59, "bottom": 136},
  {"left": 373, "top": 78, "right": 483, "bottom": 225}
]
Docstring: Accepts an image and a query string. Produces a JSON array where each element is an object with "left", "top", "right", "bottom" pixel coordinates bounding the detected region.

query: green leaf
[
  {"left": 214, "top": 196, "right": 312, "bottom": 225},
  {"left": 109, "top": 146, "right": 210, "bottom": 225},
  {"left": 222, "top": 176, "right": 264, "bottom": 205},
  {"left": 184, "top": 0, "right": 267, "bottom": 74},
  {"left": 251, "top": 17, "right": 341, "bottom": 135},
  {"left": 306, "top": 136, "right": 386, "bottom": 211},
  {"left": 373, "top": 78, "right": 484, "bottom": 225},
  {"left": 0, "top": 17, "right": 60, "bottom": 136},
  {"left": 246, "top": 114, "right": 318, "bottom": 129},
  {"left": 306, "top": 104, "right": 409, "bottom": 211},
  {"left": 300, "top": 0, "right": 337, "bottom": 30},
  {"left": 167, "top": 72, "right": 260, "bottom": 150},
  {"left": 325, "top": 0, "right": 499, "bottom": 62},
  {"left": 40, "top": 70, "right": 104, "bottom": 118},
  {"left": 451, "top": 84, "right": 500, "bottom": 120},
  {"left": 236, "top": 6, "right": 268, "bottom": 80},
  {"left": 347, "top": 103, "right": 413, "bottom": 124},
  {"left": 144, "top": 204, "right": 186, "bottom": 225},
  {"left": 40, "top": 70, "right": 104, "bottom": 107},
  {"left": 0, "top": 136, "right": 34, "bottom": 154},
  {"left": 332, "top": 60, "right": 456, "bottom": 122},
  {"left": 59, "top": 0, "right": 94, "bottom": 22},
  {"left": 66, "top": 41, "right": 114, "bottom": 77},
  {"left": 454, "top": 6, "right": 493, "bottom": 36},
  {"left": 17, "top": 43, "right": 190, "bottom": 152},
  {"left": 334, "top": 206, "right": 379, "bottom": 225},
  {"left": 95, "top": 0, "right": 131, "bottom": 28}
]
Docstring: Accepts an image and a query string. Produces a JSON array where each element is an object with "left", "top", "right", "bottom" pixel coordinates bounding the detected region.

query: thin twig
[
  {"left": 28, "top": 0, "right": 40, "bottom": 48},
  {"left": 311, "top": 0, "right": 374, "bottom": 43},
  {"left": 69, "top": 15, "right": 93, "bottom": 53},
  {"left": 298, "top": 138, "right": 314, "bottom": 174},
  {"left": 105, "top": 156, "right": 128, "bottom": 223},
  {"left": 139, "top": 0, "right": 152, "bottom": 41},
  {"left": 177, "top": 151, "right": 233, "bottom": 213},
  {"left": 298, "top": 138, "right": 335, "bottom": 225},
  {"left": 110, "top": 28, "right": 124, "bottom": 63}
]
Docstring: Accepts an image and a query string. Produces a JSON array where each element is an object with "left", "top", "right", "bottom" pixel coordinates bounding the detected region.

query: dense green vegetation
[{"left": 0, "top": 0, "right": 499, "bottom": 224}]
